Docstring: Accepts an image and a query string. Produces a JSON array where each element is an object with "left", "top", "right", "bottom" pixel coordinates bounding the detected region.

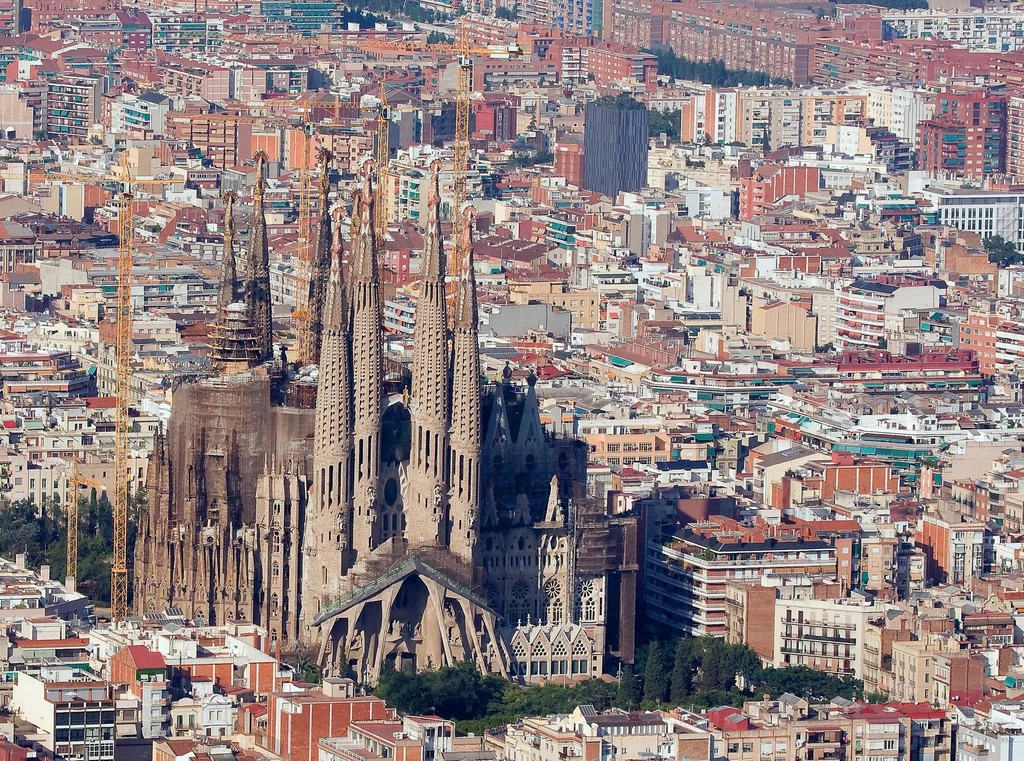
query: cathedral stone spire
[
  {"left": 302, "top": 201, "right": 353, "bottom": 634},
  {"left": 217, "top": 191, "right": 238, "bottom": 314},
  {"left": 245, "top": 151, "right": 273, "bottom": 360},
  {"left": 308, "top": 149, "right": 333, "bottom": 366},
  {"left": 349, "top": 166, "right": 385, "bottom": 561},
  {"left": 448, "top": 206, "right": 481, "bottom": 562},
  {"left": 211, "top": 190, "right": 261, "bottom": 373},
  {"left": 407, "top": 162, "right": 451, "bottom": 549}
]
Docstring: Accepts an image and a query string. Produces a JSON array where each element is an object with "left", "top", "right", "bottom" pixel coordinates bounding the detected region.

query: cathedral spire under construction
[
  {"left": 245, "top": 151, "right": 273, "bottom": 360},
  {"left": 308, "top": 149, "right": 334, "bottom": 366},
  {"left": 217, "top": 191, "right": 238, "bottom": 315},
  {"left": 448, "top": 206, "right": 481, "bottom": 562},
  {"left": 211, "top": 190, "right": 262, "bottom": 372},
  {"left": 407, "top": 162, "right": 450, "bottom": 549},
  {"left": 302, "top": 200, "right": 353, "bottom": 633},
  {"left": 349, "top": 164, "right": 385, "bottom": 562}
]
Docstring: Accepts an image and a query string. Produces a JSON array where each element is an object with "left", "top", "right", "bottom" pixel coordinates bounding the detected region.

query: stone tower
[
  {"left": 447, "top": 207, "right": 481, "bottom": 563},
  {"left": 209, "top": 192, "right": 262, "bottom": 373},
  {"left": 308, "top": 149, "right": 334, "bottom": 366},
  {"left": 302, "top": 201, "right": 351, "bottom": 632},
  {"left": 217, "top": 191, "right": 238, "bottom": 314},
  {"left": 349, "top": 168, "right": 384, "bottom": 566},
  {"left": 245, "top": 151, "right": 273, "bottom": 360},
  {"left": 406, "top": 164, "right": 449, "bottom": 549}
]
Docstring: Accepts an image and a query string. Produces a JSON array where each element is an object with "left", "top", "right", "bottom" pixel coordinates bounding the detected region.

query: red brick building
[
  {"left": 472, "top": 93, "right": 519, "bottom": 142},
  {"left": 555, "top": 140, "right": 584, "bottom": 186},
  {"left": 916, "top": 88, "right": 1006, "bottom": 178},
  {"left": 604, "top": 0, "right": 838, "bottom": 84},
  {"left": 584, "top": 44, "right": 657, "bottom": 89},
  {"left": 110, "top": 644, "right": 167, "bottom": 686},
  {"left": 738, "top": 165, "right": 820, "bottom": 221},
  {"left": 266, "top": 679, "right": 394, "bottom": 761}
]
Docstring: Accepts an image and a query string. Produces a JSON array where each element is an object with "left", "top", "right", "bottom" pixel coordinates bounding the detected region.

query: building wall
[
  {"left": 724, "top": 581, "right": 776, "bottom": 662},
  {"left": 750, "top": 300, "right": 816, "bottom": 352},
  {"left": 773, "top": 597, "right": 880, "bottom": 679},
  {"left": 582, "top": 103, "right": 648, "bottom": 200},
  {"left": 267, "top": 693, "right": 393, "bottom": 761}
]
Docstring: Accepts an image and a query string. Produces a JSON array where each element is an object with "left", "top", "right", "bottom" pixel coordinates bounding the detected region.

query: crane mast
[
  {"left": 453, "top": 36, "right": 472, "bottom": 275},
  {"left": 294, "top": 123, "right": 316, "bottom": 366},
  {"left": 376, "top": 84, "right": 391, "bottom": 248},
  {"left": 35, "top": 155, "right": 181, "bottom": 621},
  {"left": 65, "top": 459, "right": 80, "bottom": 583},
  {"left": 111, "top": 186, "right": 133, "bottom": 621}
]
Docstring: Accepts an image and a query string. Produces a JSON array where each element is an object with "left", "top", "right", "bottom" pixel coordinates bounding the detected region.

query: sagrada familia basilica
[{"left": 134, "top": 153, "right": 638, "bottom": 683}]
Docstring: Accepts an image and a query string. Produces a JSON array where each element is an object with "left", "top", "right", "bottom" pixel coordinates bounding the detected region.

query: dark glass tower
[{"left": 582, "top": 97, "right": 649, "bottom": 199}]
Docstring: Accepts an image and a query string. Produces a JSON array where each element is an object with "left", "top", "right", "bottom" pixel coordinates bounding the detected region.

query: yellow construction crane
[
  {"left": 36, "top": 156, "right": 183, "bottom": 621},
  {"left": 114, "top": 156, "right": 184, "bottom": 622},
  {"left": 376, "top": 83, "right": 391, "bottom": 245},
  {"left": 62, "top": 458, "right": 105, "bottom": 584},
  {"left": 361, "top": 34, "right": 523, "bottom": 274}
]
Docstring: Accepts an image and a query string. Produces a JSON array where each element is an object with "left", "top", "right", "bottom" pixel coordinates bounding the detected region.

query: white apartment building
[
  {"left": 957, "top": 701, "right": 1024, "bottom": 761},
  {"left": 918, "top": 184, "right": 1024, "bottom": 252},
  {"left": 110, "top": 92, "right": 172, "bottom": 138},
  {"left": 882, "top": 10, "right": 1024, "bottom": 52},
  {"left": 834, "top": 277, "right": 941, "bottom": 350},
  {"left": 774, "top": 595, "right": 894, "bottom": 680}
]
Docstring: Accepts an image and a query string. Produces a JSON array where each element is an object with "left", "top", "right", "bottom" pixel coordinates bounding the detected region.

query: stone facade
[{"left": 134, "top": 165, "right": 637, "bottom": 684}]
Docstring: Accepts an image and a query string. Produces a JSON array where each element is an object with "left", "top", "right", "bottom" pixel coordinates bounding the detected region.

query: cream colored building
[
  {"left": 889, "top": 639, "right": 936, "bottom": 703},
  {"left": 774, "top": 595, "right": 894, "bottom": 680},
  {"left": 751, "top": 300, "right": 817, "bottom": 352},
  {"left": 508, "top": 278, "right": 600, "bottom": 329},
  {"left": 501, "top": 706, "right": 712, "bottom": 761}
]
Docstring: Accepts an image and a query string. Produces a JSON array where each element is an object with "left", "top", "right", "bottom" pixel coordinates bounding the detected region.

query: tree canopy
[
  {"left": 984, "top": 235, "right": 1024, "bottom": 267},
  {"left": 374, "top": 637, "right": 864, "bottom": 732},
  {"left": 650, "top": 49, "right": 791, "bottom": 88},
  {"left": 592, "top": 93, "right": 646, "bottom": 111},
  {"left": 0, "top": 492, "right": 142, "bottom": 607},
  {"left": 649, "top": 109, "right": 681, "bottom": 141},
  {"left": 342, "top": 0, "right": 443, "bottom": 24}
]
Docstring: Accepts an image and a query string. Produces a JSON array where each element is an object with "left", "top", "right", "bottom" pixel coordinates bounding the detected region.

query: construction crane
[
  {"left": 376, "top": 83, "right": 391, "bottom": 245},
  {"left": 452, "top": 26, "right": 474, "bottom": 277},
  {"left": 62, "top": 458, "right": 106, "bottom": 585},
  {"left": 37, "top": 156, "right": 183, "bottom": 622},
  {"left": 367, "top": 33, "right": 523, "bottom": 274}
]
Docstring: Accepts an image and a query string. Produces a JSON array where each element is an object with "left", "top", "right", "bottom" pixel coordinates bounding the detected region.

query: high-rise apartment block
[
  {"left": 45, "top": 75, "right": 102, "bottom": 140},
  {"left": 916, "top": 88, "right": 1006, "bottom": 178},
  {"left": 605, "top": 0, "right": 836, "bottom": 84}
]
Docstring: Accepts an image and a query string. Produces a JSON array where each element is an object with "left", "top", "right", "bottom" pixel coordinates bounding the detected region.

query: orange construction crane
[
  {"left": 113, "top": 155, "right": 183, "bottom": 622},
  {"left": 361, "top": 33, "right": 523, "bottom": 275},
  {"left": 37, "top": 156, "right": 183, "bottom": 621},
  {"left": 360, "top": 86, "right": 392, "bottom": 245}
]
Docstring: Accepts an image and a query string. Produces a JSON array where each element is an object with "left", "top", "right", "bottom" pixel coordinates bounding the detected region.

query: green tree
[
  {"left": 647, "top": 48, "right": 791, "bottom": 88},
  {"left": 649, "top": 108, "right": 682, "bottom": 141},
  {"left": 984, "top": 234, "right": 1024, "bottom": 267},
  {"left": 697, "top": 637, "right": 732, "bottom": 692},
  {"left": 669, "top": 639, "right": 693, "bottom": 702},
  {"left": 643, "top": 641, "right": 668, "bottom": 704},
  {"left": 616, "top": 665, "right": 641, "bottom": 709},
  {"left": 496, "top": 5, "right": 518, "bottom": 19}
]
